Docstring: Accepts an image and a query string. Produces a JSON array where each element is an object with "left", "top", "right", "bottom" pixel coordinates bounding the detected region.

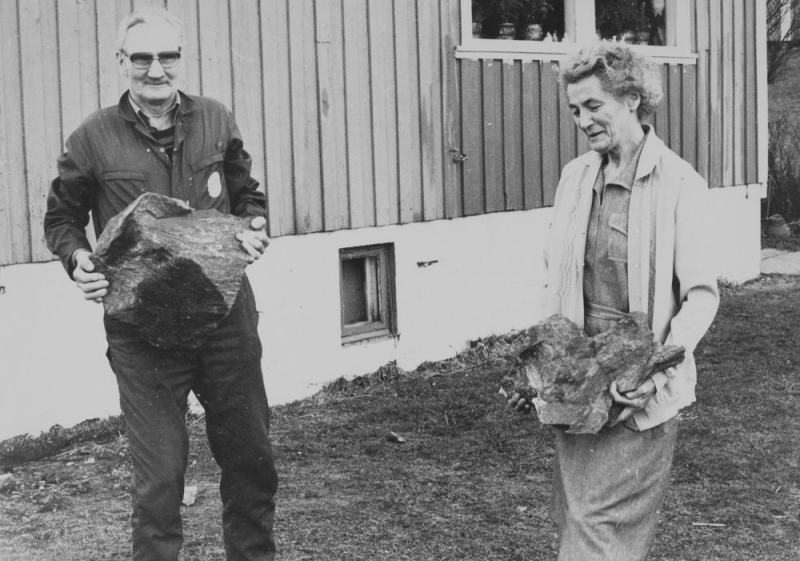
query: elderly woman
[{"left": 515, "top": 42, "right": 720, "bottom": 560}]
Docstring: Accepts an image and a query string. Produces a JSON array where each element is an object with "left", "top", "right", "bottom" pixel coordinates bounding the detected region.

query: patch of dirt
[
  {"left": 726, "top": 273, "right": 800, "bottom": 295},
  {"left": 0, "top": 437, "right": 132, "bottom": 560}
]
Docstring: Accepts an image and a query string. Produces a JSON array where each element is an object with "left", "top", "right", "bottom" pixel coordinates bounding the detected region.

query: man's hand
[
  {"left": 73, "top": 250, "right": 108, "bottom": 303},
  {"left": 236, "top": 216, "right": 270, "bottom": 263},
  {"left": 609, "top": 378, "right": 657, "bottom": 423}
]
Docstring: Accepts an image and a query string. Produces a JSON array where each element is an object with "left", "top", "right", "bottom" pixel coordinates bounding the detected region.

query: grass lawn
[{"left": 1, "top": 275, "right": 799, "bottom": 560}]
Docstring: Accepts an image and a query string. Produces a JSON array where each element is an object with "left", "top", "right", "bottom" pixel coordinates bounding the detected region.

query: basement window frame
[
  {"left": 339, "top": 244, "right": 397, "bottom": 345},
  {"left": 457, "top": 0, "right": 697, "bottom": 64}
]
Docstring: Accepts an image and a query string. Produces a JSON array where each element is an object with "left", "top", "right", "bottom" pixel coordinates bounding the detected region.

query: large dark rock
[
  {"left": 514, "top": 313, "right": 685, "bottom": 434},
  {"left": 91, "top": 193, "right": 251, "bottom": 350}
]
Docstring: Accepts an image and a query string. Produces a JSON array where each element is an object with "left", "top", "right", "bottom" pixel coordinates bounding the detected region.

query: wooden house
[{"left": 0, "top": 0, "right": 767, "bottom": 438}]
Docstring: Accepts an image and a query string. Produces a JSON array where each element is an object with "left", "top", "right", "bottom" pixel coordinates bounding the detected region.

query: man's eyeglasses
[{"left": 121, "top": 50, "right": 181, "bottom": 69}]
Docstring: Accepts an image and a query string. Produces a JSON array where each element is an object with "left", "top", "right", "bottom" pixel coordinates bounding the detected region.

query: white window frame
[
  {"left": 457, "top": 0, "right": 696, "bottom": 64},
  {"left": 339, "top": 244, "right": 397, "bottom": 344}
]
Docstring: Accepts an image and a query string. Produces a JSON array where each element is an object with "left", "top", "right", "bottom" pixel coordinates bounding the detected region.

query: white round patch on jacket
[{"left": 207, "top": 171, "right": 222, "bottom": 198}]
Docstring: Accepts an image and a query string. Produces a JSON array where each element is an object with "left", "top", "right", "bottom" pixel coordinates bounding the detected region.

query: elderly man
[{"left": 43, "top": 8, "right": 278, "bottom": 561}]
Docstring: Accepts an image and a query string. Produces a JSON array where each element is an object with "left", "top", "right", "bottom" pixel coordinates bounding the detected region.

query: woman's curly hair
[{"left": 559, "top": 41, "right": 663, "bottom": 119}]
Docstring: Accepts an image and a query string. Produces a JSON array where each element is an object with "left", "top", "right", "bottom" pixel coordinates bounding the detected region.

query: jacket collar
[
  {"left": 576, "top": 124, "right": 665, "bottom": 183},
  {"left": 633, "top": 125, "right": 665, "bottom": 180}
]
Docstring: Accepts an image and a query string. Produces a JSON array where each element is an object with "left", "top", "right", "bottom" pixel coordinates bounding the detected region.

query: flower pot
[
  {"left": 766, "top": 214, "right": 791, "bottom": 238},
  {"left": 526, "top": 23, "right": 544, "bottom": 41},
  {"left": 499, "top": 22, "right": 516, "bottom": 40}
]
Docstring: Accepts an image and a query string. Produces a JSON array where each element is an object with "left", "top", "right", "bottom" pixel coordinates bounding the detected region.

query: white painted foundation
[
  {"left": 708, "top": 183, "right": 765, "bottom": 284},
  {"left": 0, "top": 186, "right": 763, "bottom": 440}
]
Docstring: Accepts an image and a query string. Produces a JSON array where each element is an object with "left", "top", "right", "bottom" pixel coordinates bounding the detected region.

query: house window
[
  {"left": 459, "top": 0, "right": 694, "bottom": 63},
  {"left": 595, "top": 0, "right": 667, "bottom": 45},
  {"left": 339, "top": 244, "right": 396, "bottom": 344}
]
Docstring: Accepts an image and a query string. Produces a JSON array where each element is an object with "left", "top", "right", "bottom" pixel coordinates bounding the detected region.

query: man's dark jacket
[{"left": 44, "top": 90, "right": 266, "bottom": 278}]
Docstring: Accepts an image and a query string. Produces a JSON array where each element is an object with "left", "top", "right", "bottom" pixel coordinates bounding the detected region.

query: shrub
[
  {"left": 766, "top": 114, "right": 800, "bottom": 224},
  {"left": 768, "top": 0, "right": 800, "bottom": 84}
]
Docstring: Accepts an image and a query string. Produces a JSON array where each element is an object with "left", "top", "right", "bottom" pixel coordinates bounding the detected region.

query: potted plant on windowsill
[
  {"left": 472, "top": 0, "right": 553, "bottom": 40},
  {"left": 595, "top": 0, "right": 649, "bottom": 43},
  {"left": 519, "top": 0, "right": 553, "bottom": 41}
]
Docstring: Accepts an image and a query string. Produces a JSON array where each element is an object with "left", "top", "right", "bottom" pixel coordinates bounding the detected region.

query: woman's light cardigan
[{"left": 540, "top": 127, "right": 720, "bottom": 431}]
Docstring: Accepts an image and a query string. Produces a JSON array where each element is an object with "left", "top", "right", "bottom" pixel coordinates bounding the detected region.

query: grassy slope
[{"left": 1, "top": 277, "right": 799, "bottom": 560}]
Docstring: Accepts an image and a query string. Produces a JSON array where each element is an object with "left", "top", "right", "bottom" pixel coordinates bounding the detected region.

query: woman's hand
[
  {"left": 507, "top": 392, "right": 533, "bottom": 414},
  {"left": 609, "top": 378, "right": 657, "bottom": 422}
]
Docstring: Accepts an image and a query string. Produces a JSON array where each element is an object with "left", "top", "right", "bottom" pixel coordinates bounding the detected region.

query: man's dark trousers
[{"left": 106, "top": 278, "right": 278, "bottom": 561}]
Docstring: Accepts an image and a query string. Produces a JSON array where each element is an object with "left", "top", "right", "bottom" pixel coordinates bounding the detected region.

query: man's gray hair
[
  {"left": 559, "top": 40, "right": 663, "bottom": 119},
  {"left": 116, "top": 7, "right": 184, "bottom": 52}
]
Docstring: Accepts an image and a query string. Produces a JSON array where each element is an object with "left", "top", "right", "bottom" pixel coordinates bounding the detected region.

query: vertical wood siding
[
  {"left": 0, "top": 0, "right": 765, "bottom": 266},
  {"left": 696, "top": 0, "right": 762, "bottom": 187},
  {"left": 0, "top": 0, "right": 27, "bottom": 266}
]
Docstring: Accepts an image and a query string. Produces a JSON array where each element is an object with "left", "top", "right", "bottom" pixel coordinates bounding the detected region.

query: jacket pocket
[
  {"left": 191, "top": 152, "right": 226, "bottom": 202},
  {"left": 608, "top": 212, "right": 628, "bottom": 263},
  {"left": 191, "top": 152, "right": 225, "bottom": 172},
  {"left": 99, "top": 170, "right": 149, "bottom": 200}
]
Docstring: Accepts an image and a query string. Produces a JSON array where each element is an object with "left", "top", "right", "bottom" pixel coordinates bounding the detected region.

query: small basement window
[{"left": 339, "top": 244, "right": 396, "bottom": 344}]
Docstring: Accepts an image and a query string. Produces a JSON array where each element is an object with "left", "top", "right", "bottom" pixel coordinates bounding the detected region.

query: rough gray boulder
[
  {"left": 91, "top": 193, "right": 251, "bottom": 350},
  {"left": 514, "top": 313, "right": 685, "bottom": 434}
]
